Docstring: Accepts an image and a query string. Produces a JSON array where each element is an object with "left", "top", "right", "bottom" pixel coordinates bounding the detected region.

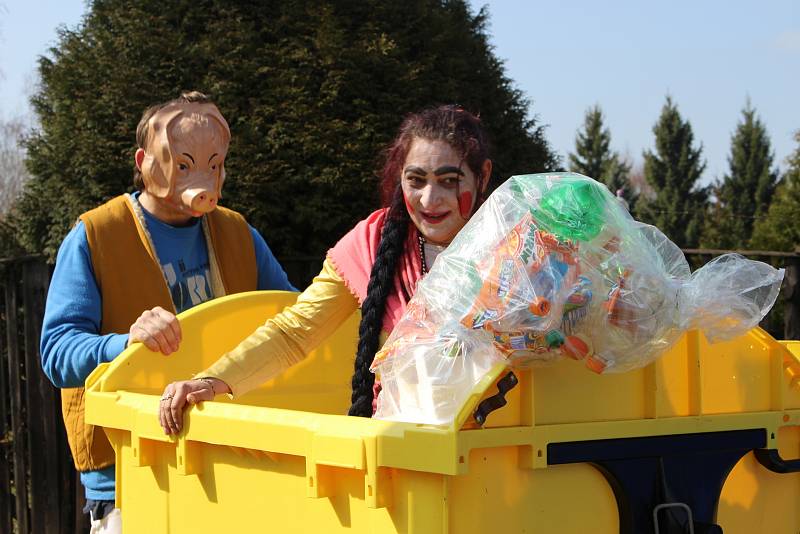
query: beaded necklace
[
  {"left": 417, "top": 235, "right": 448, "bottom": 275},
  {"left": 417, "top": 234, "right": 428, "bottom": 274}
]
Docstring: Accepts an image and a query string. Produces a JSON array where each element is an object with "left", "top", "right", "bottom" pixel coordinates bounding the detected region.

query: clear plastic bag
[{"left": 372, "top": 173, "right": 785, "bottom": 424}]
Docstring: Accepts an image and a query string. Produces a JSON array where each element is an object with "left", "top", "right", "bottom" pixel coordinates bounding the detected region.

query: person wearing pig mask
[{"left": 40, "top": 91, "right": 294, "bottom": 532}]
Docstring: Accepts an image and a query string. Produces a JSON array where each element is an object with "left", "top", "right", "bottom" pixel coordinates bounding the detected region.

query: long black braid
[
  {"left": 347, "top": 105, "right": 490, "bottom": 417},
  {"left": 347, "top": 186, "right": 409, "bottom": 417}
]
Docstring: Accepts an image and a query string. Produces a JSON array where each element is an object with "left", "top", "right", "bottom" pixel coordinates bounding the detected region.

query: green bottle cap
[{"left": 531, "top": 179, "right": 607, "bottom": 241}]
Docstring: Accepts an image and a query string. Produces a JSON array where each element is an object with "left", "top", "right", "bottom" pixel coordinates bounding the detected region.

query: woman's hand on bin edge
[{"left": 159, "top": 377, "right": 231, "bottom": 435}]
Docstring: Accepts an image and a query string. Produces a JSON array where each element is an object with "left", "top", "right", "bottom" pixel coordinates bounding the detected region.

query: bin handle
[
  {"left": 754, "top": 448, "right": 800, "bottom": 473},
  {"left": 653, "top": 503, "right": 694, "bottom": 534},
  {"left": 473, "top": 371, "right": 518, "bottom": 426}
]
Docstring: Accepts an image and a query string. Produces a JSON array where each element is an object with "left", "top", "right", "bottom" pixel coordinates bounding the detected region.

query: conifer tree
[
  {"left": 751, "top": 131, "right": 800, "bottom": 252},
  {"left": 568, "top": 104, "right": 630, "bottom": 193},
  {"left": 702, "top": 103, "right": 778, "bottom": 248},
  {"left": 637, "top": 97, "right": 708, "bottom": 248},
  {"left": 8, "top": 0, "right": 558, "bottom": 262}
]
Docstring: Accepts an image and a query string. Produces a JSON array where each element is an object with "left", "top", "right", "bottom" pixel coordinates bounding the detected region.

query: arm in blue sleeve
[
  {"left": 40, "top": 222, "right": 129, "bottom": 388},
  {"left": 249, "top": 225, "right": 298, "bottom": 291}
]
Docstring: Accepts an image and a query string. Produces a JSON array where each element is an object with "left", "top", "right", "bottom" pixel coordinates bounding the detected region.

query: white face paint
[{"left": 400, "top": 138, "right": 485, "bottom": 245}]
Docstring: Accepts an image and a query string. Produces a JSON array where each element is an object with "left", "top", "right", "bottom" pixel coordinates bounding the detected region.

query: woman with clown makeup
[{"left": 159, "top": 105, "right": 493, "bottom": 432}]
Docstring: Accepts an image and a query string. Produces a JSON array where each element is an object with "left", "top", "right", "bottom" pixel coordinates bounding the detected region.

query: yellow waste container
[{"left": 85, "top": 291, "right": 800, "bottom": 533}]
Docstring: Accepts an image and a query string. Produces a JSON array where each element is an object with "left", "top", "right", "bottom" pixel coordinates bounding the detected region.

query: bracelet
[{"left": 196, "top": 377, "right": 216, "bottom": 395}]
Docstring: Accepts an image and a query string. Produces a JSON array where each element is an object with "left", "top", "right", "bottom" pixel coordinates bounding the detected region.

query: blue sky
[
  {"left": 481, "top": 1, "right": 799, "bottom": 183},
  {"left": 1, "top": 1, "right": 798, "bottom": 184}
]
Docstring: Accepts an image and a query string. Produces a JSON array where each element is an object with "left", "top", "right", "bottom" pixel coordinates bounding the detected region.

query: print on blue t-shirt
[
  {"left": 162, "top": 260, "right": 212, "bottom": 313},
  {"left": 137, "top": 204, "right": 214, "bottom": 314}
]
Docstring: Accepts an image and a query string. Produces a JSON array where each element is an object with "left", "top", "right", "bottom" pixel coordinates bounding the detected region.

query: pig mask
[{"left": 140, "top": 102, "right": 231, "bottom": 216}]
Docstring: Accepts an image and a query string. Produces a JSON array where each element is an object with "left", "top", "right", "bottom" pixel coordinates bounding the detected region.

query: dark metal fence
[{"left": 0, "top": 249, "right": 797, "bottom": 533}]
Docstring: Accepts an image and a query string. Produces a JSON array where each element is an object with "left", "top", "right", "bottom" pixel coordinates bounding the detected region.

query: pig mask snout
[{"left": 182, "top": 188, "right": 219, "bottom": 214}]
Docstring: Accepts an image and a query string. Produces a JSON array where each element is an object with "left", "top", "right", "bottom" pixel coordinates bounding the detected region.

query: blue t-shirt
[{"left": 40, "top": 196, "right": 296, "bottom": 499}]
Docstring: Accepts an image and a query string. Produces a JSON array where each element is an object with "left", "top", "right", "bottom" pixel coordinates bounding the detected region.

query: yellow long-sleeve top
[{"left": 199, "top": 258, "right": 359, "bottom": 397}]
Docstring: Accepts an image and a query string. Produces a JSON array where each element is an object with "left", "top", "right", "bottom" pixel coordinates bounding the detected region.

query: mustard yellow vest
[{"left": 61, "top": 194, "right": 258, "bottom": 471}]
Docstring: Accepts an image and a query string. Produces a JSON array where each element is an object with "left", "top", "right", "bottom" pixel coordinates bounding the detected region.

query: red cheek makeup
[
  {"left": 403, "top": 192, "right": 415, "bottom": 216},
  {"left": 459, "top": 191, "right": 473, "bottom": 218}
]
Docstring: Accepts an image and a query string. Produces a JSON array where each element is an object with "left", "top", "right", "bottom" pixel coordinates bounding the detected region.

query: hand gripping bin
[{"left": 85, "top": 291, "right": 800, "bottom": 533}]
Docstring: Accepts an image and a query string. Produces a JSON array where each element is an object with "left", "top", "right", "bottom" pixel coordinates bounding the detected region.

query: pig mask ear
[{"left": 141, "top": 107, "right": 183, "bottom": 199}]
